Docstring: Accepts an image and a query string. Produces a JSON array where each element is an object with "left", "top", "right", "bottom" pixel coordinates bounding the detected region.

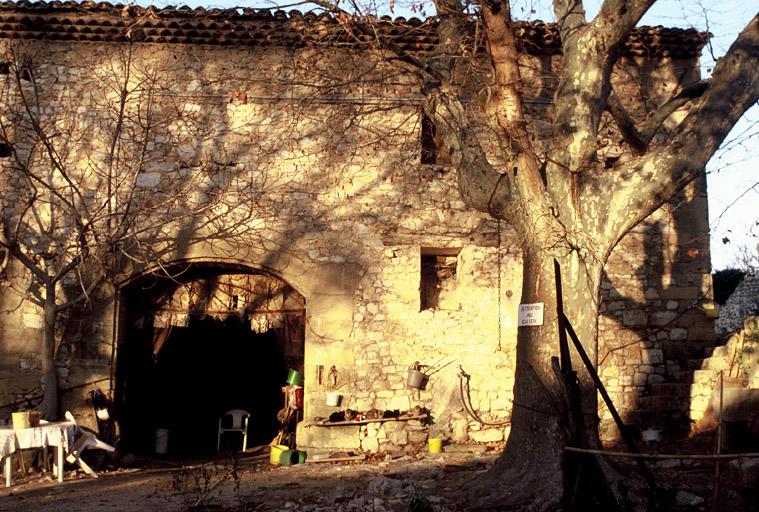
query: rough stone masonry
[{"left": 0, "top": 2, "right": 716, "bottom": 452}]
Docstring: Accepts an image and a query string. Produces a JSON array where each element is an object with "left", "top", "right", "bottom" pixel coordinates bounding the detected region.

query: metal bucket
[{"left": 406, "top": 368, "right": 426, "bottom": 389}]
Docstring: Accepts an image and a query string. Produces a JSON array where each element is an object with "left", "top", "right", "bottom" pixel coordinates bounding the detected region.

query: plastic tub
[
  {"left": 279, "top": 449, "right": 299, "bottom": 465},
  {"left": 11, "top": 411, "right": 30, "bottom": 430},
  {"left": 428, "top": 438, "right": 442, "bottom": 454},
  {"left": 270, "top": 444, "right": 289, "bottom": 465},
  {"left": 286, "top": 369, "right": 303, "bottom": 386},
  {"left": 325, "top": 392, "right": 342, "bottom": 407}
]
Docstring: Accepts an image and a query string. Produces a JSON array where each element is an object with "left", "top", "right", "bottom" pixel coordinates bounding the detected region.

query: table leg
[
  {"left": 56, "top": 444, "right": 63, "bottom": 483},
  {"left": 4, "top": 455, "right": 11, "bottom": 487}
]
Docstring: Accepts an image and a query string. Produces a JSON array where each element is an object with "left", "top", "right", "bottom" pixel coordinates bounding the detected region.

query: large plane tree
[{"left": 306, "top": 0, "right": 758, "bottom": 508}]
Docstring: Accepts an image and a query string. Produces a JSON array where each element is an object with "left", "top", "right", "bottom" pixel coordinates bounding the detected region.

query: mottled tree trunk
[
  {"left": 470, "top": 245, "right": 605, "bottom": 509},
  {"left": 39, "top": 285, "right": 58, "bottom": 420}
]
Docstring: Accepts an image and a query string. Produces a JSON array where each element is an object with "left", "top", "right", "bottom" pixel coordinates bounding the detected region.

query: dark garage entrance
[{"left": 115, "top": 264, "right": 305, "bottom": 456}]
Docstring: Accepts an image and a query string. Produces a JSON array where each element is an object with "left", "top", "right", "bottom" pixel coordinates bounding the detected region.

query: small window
[
  {"left": 0, "top": 63, "right": 9, "bottom": 75},
  {"left": 420, "top": 114, "right": 450, "bottom": 166},
  {"left": 421, "top": 113, "right": 437, "bottom": 164},
  {"left": 0, "top": 143, "right": 12, "bottom": 158},
  {"left": 420, "top": 247, "right": 460, "bottom": 310}
]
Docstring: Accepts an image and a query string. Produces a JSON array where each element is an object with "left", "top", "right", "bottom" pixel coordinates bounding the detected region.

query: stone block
[
  {"left": 296, "top": 423, "right": 361, "bottom": 450},
  {"left": 469, "top": 428, "right": 504, "bottom": 443},
  {"left": 623, "top": 310, "right": 647, "bottom": 326},
  {"left": 450, "top": 417, "right": 469, "bottom": 442},
  {"left": 661, "top": 287, "right": 700, "bottom": 300},
  {"left": 644, "top": 349, "right": 664, "bottom": 365},
  {"left": 388, "top": 429, "right": 408, "bottom": 446},
  {"left": 361, "top": 436, "right": 380, "bottom": 452},
  {"left": 644, "top": 288, "right": 660, "bottom": 299},
  {"left": 386, "top": 395, "right": 410, "bottom": 411},
  {"left": 407, "top": 431, "right": 428, "bottom": 443},
  {"left": 652, "top": 312, "right": 677, "bottom": 326},
  {"left": 687, "top": 326, "right": 717, "bottom": 342}
]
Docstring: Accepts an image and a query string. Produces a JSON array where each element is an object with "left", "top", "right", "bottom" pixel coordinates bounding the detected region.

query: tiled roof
[{"left": 0, "top": 1, "right": 709, "bottom": 58}]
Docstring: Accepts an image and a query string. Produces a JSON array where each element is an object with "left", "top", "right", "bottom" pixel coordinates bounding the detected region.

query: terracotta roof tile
[{"left": 0, "top": 1, "right": 709, "bottom": 57}]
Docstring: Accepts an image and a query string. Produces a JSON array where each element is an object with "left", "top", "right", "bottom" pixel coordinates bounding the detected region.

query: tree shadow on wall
[{"left": 596, "top": 181, "right": 716, "bottom": 439}]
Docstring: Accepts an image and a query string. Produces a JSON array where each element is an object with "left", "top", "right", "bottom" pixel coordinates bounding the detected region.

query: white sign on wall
[{"left": 518, "top": 303, "right": 545, "bottom": 327}]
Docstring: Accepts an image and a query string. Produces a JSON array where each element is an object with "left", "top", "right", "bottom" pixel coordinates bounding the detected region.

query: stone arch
[
  {"left": 113, "top": 247, "right": 360, "bottom": 454},
  {"left": 117, "top": 242, "right": 359, "bottom": 343}
]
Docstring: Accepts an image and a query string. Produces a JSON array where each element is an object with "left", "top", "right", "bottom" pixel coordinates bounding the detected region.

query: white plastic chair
[
  {"left": 216, "top": 409, "right": 250, "bottom": 452},
  {"left": 64, "top": 411, "right": 116, "bottom": 478}
]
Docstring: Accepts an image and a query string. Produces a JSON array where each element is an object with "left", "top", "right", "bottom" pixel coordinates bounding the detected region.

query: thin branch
[
  {"left": 308, "top": 0, "right": 446, "bottom": 83},
  {"left": 638, "top": 80, "right": 710, "bottom": 142},
  {"left": 605, "top": 13, "right": 759, "bottom": 257},
  {"left": 607, "top": 90, "right": 647, "bottom": 155}
]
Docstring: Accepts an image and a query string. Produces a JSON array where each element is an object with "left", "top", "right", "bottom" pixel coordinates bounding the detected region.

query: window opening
[
  {"left": 420, "top": 114, "right": 450, "bottom": 166},
  {"left": 420, "top": 247, "right": 460, "bottom": 310},
  {"left": 421, "top": 113, "right": 437, "bottom": 164}
]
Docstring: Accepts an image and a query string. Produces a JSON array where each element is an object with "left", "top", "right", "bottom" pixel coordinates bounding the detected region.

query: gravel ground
[{"left": 0, "top": 440, "right": 755, "bottom": 512}]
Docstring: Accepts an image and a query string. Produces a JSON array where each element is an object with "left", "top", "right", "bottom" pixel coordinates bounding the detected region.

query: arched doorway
[{"left": 115, "top": 263, "right": 305, "bottom": 456}]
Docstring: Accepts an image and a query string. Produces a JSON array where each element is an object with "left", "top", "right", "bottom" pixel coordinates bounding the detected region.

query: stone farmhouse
[{"left": 0, "top": 1, "right": 720, "bottom": 455}]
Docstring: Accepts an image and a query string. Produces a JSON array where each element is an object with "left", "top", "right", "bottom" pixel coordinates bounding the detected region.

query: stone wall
[
  {"left": 690, "top": 316, "right": 759, "bottom": 429},
  {"left": 597, "top": 180, "right": 717, "bottom": 436},
  {"left": 0, "top": 36, "right": 715, "bottom": 450}
]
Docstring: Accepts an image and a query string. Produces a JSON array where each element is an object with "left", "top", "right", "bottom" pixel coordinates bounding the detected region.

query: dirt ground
[
  {"left": 0, "top": 448, "right": 486, "bottom": 512},
  {"left": 0, "top": 441, "right": 756, "bottom": 512}
]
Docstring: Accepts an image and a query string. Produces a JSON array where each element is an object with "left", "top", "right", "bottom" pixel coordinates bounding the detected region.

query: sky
[{"left": 134, "top": 0, "right": 757, "bottom": 270}]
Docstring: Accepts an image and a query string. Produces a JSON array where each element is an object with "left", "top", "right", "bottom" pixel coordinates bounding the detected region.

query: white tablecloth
[
  {"left": 0, "top": 421, "right": 76, "bottom": 458},
  {"left": 0, "top": 421, "right": 77, "bottom": 486}
]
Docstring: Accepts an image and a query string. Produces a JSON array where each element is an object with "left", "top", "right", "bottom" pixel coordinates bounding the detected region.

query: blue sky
[{"left": 136, "top": 0, "right": 757, "bottom": 270}]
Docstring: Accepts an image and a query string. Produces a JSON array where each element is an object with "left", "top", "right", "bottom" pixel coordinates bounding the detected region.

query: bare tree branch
[
  {"left": 608, "top": 80, "right": 710, "bottom": 155},
  {"left": 550, "top": 0, "right": 655, "bottom": 176},
  {"left": 605, "top": 13, "right": 759, "bottom": 253}
]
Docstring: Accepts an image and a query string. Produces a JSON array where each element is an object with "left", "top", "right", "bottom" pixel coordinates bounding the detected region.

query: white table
[{"left": 0, "top": 421, "right": 76, "bottom": 487}]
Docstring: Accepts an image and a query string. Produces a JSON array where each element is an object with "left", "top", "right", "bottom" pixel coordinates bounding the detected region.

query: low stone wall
[{"left": 690, "top": 316, "right": 759, "bottom": 429}]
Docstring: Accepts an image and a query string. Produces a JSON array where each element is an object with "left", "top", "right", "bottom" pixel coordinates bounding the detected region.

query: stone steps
[
  {"left": 650, "top": 382, "right": 692, "bottom": 395},
  {"left": 623, "top": 338, "right": 729, "bottom": 434},
  {"left": 626, "top": 409, "right": 688, "bottom": 435},
  {"left": 660, "top": 341, "right": 713, "bottom": 361},
  {"left": 685, "top": 355, "right": 731, "bottom": 371}
]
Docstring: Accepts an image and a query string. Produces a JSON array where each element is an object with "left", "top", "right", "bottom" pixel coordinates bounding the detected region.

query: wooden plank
[
  {"left": 306, "top": 454, "right": 366, "bottom": 463},
  {"left": 310, "top": 414, "right": 427, "bottom": 427}
]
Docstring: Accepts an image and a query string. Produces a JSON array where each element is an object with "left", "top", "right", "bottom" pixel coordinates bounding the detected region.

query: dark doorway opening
[{"left": 115, "top": 264, "right": 305, "bottom": 456}]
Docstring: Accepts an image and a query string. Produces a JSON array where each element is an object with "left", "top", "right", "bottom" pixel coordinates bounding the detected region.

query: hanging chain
[{"left": 496, "top": 219, "right": 502, "bottom": 352}]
